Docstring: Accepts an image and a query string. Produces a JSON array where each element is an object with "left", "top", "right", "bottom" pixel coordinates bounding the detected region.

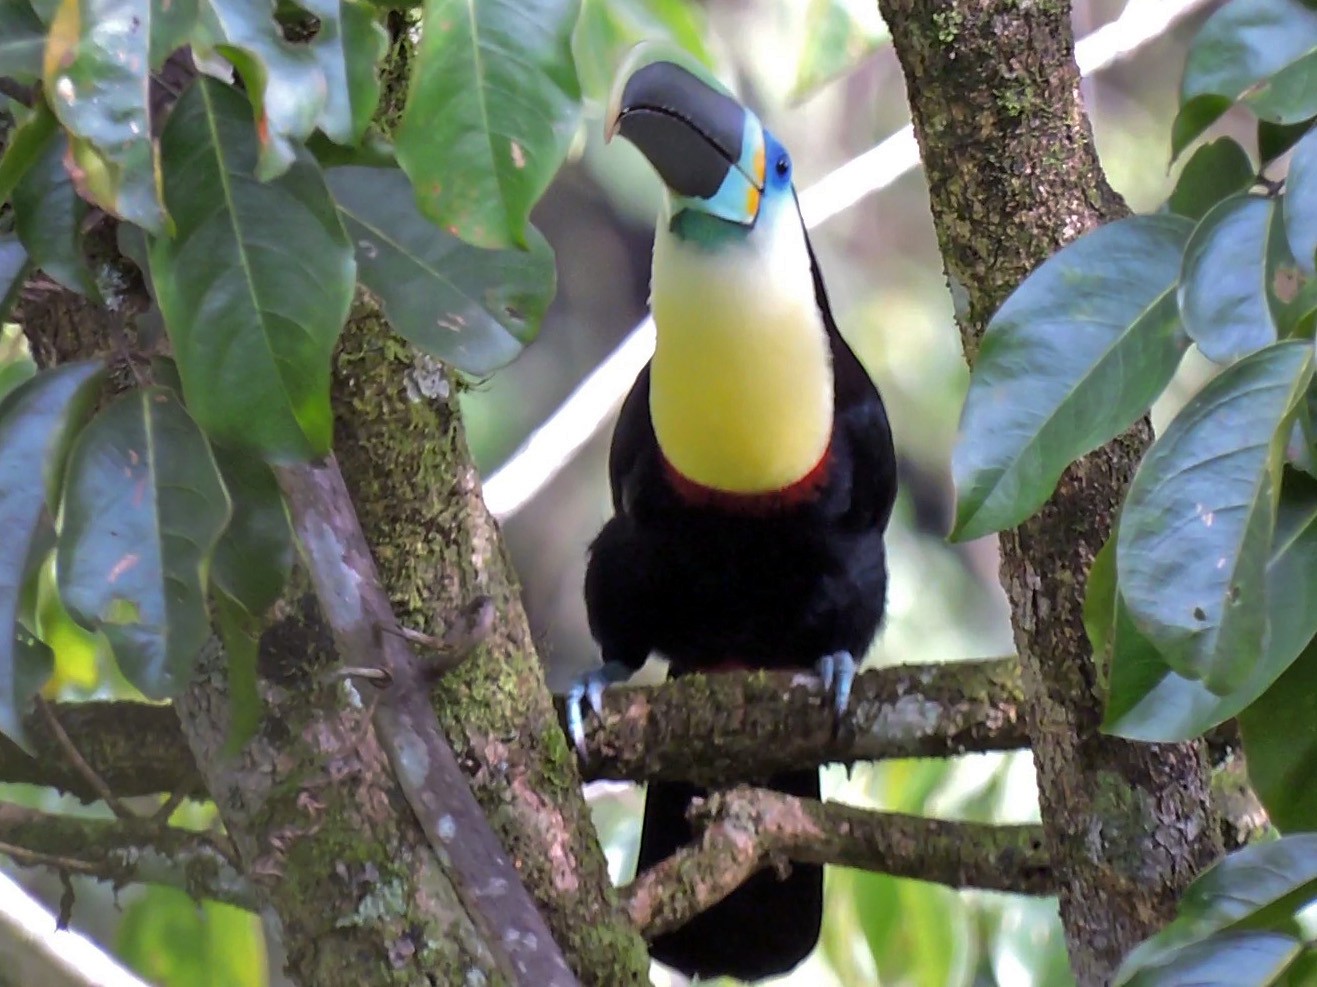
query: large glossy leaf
[
  {"left": 0, "top": 236, "right": 29, "bottom": 326},
  {"left": 1166, "top": 138, "right": 1256, "bottom": 222},
  {"left": 951, "top": 215, "right": 1193, "bottom": 540},
  {"left": 1120, "top": 931, "right": 1302, "bottom": 987},
  {"left": 57, "top": 387, "right": 231, "bottom": 698},
  {"left": 193, "top": 0, "right": 326, "bottom": 178},
  {"left": 1102, "top": 471, "right": 1317, "bottom": 740},
  {"left": 395, "top": 0, "right": 582, "bottom": 249},
  {"left": 1286, "top": 128, "right": 1317, "bottom": 275},
  {"left": 1118, "top": 341, "right": 1314, "bottom": 694},
  {"left": 1258, "top": 117, "right": 1316, "bottom": 166},
  {"left": 210, "top": 445, "right": 292, "bottom": 616},
  {"left": 0, "top": 361, "right": 104, "bottom": 745},
  {"left": 304, "top": 0, "right": 386, "bottom": 145},
  {"left": 1178, "top": 196, "right": 1288, "bottom": 363},
  {"left": 1172, "top": 0, "right": 1317, "bottom": 158},
  {"left": 0, "top": 2, "right": 46, "bottom": 82},
  {"left": 117, "top": 885, "right": 267, "bottom": 987},
  {"left": 149, "top": 78, "right": 354, "bottom": 461},
  {"left": 1240, "top": 635, "right": 1317, "bottom": 831},
  {"left": 12, "top": 131, "right": 98, "bottom": 299},
  {"left": 326, "top": 165, "right": 556, "bottom": 374},
  {"left": 1116, "top": 835, "right": 1317, "bottom": 982},
  {"left": 42, "top": 0, "right": 168, "bottom": 232}
]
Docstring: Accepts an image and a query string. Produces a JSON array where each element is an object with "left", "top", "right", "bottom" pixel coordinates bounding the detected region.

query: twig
[
  {"left": 569, "top": 658, "right": 1029, "bottom": 785},
  {"left": 0, "top": 803, "right": 255, "bottom": 911},
  {"left": 622, "top": 786, "right": 1053, "bottom": 938},
  {"left": 274, "top": 456, "right": 579, "bottom": 987},
  {"left": 35, "top": 698, "right": 134, "bottom": 820}
]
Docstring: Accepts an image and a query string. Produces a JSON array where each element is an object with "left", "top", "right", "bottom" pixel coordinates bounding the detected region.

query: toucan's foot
[
  {"left": 815, "top": 650, "right": 857, "bottom": 722},
  {"left": 564, "top": 661, "right": 633, "bottom": 756}
]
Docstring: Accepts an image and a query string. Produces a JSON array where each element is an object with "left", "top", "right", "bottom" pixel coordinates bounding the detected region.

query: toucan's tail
[{"left": 637, "top": 768, "right": 823, "bottom": 981}]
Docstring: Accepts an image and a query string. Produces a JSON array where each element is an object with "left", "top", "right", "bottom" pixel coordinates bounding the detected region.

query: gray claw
[
  {"left": 563, "top": 661, "right": 632, "bottom": 756},
  {"left": 815, "top": 650, "right": 857, "bottom": 721}
]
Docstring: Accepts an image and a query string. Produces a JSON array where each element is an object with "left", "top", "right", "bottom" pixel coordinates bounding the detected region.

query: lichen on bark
[{"left": 874, "top": 2, "right": 1222, "bottom": 982}]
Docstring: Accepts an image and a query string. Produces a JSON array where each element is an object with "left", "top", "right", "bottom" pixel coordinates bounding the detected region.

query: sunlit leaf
[
  {"left": 1172, "top": 0, "right": 1317, "bottom": 157},
  {"left": 1116, "top": 835, "right": 1317, "bottom": 983},
  {"left": 1286, "top": 128, "right": 1317, "bottom": 275},
  {"left": 790, "top": 0, "right": 889, "bottom": 102},
  {"left": 572, "top": 0, "right": 711, "bottom": 106},
  {"left": 304, "top": 0, "right": 386, "bottom": 145},
  {"left": 211, "top": 445, "right": 292, "bottom": 616},
  {"left": 326, "top": 165, "right": 556, "bottom": 374},
  {"left": 0, "top": 361, "right": 103, "bottom": 745},
  {"left": 1118, "top": 341, "right": 1314, "bottom": 695},
  {"left": 396, "top": 0, "right": 582, "bottom": 248},
  {"left": 193, "top": 0, "right": 326, "bottom": 178},
  {"left": 951, "top": 215, "right": 1193, "bottom": 540},
  {"left": 1178, "top": 195, "right": 1292, "bottom": 363},
  {"left": 0, "top": 1, "right": 46, "bottom": 82},
  {"left": 118, "top": 885, "right": 267, "bottom": 987},
  {"left": 42, "top": 0, "right": 167, "bottom": 232},
  {"left": 13, "top": 131, "right": 99, "bottom": 299},
  {"left": 57, "top": 387, "right": 231, "bottom": 698},
  {"left": 1102, "top": 470, "right": 1317, "bottom": 740},
  {"left": 150, "top": 78, "right": 354, "bottom": 461},
  {"left": 1166, "top": 138, "right": 1256, "bottom": 222}
]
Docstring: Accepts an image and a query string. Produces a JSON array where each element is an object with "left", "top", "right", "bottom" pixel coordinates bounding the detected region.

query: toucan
[{"left": 566, "top": 59, "right": 897, "bottom": 981}]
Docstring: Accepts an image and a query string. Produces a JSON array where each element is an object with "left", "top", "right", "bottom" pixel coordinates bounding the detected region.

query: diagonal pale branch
[{"left": 623, "top": 786, "right": 1053, "bottom": 939}]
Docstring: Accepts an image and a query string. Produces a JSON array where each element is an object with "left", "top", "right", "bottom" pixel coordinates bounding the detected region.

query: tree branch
[
  {"left": 623, "top": 786, "right": 1052, "bottom": 939},
  {"left": 275, "top": 456, "right": 578, "bottom": 987},
  {"left": 0, "top": 803, "right": 254, "bottom": 911},
  {"left": 570, "top": 658, "right": 1028, "bottom": 784}
]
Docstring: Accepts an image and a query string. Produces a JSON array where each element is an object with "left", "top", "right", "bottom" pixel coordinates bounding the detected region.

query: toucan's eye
[{"left": 775, "top": 154, "right": 790, "bottom": 177}]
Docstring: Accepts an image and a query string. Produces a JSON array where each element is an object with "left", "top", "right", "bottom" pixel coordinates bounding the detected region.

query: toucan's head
[{"left": 606, "top": 60, "right": 794, "bottom": 242}]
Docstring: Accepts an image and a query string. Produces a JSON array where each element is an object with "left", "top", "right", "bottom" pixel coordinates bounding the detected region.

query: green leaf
[
  {"left": 0, "top": 236, "right": 30, "bottom": 326},
  {"left": 213, "top": 588, "right": 261, "bottom": 753},
  {"left": 211, "top": 445, "right": 292, "bottom": 615},
  {"left": 0, "top": 95, "right": 58, "bottom": 203},
  {"left": 1103, "top": 470, "right": 1317, "bottom": 740},
  {"left": 1166, "top": 138, "right": 1256, "bottom": 222},
  {"left": 571, "top": 0, "right": 711, "bottom": 106},
  {"left": 0, "top": 361, "right": 104, "bottom": 745},
  {"left": 1240, "top": 634, "right": 1317, "bottom": 831},
  {"left": 193, "top": 0, "right": 326, "bottom": 178},
  {"left": 1172, "top": 0, "right": 1317, "bottom": 158},
  {"left": 150, "top": 78, "right": 354, "bottom": 461},
  {"left": 1286, "top": 128, "right": 1317, "bottom": 275},
  {"left": 395, "top": 0, "right": 582, "bottom": 249},
  {"left": 0, "top": 2, "right": 46, "bottom": 82},
  {"left": 790, "top": 0, "right": 889, "bottom": 102},
  {"left": 1258, "top": 117, "right": 1315, "bottom": 165},
  {"left": 305, "top": 0, "right": 387, "bottom": 145},
  {"left": 1178, "top": 195, "right": 1304, "bottom": 362},
  {"left": 117, "top": 885, "right": 267, "bottom": 987},
  {"left": 57, "top": 387, "right": 231, "bottom": 699},
  {"left": 13, "top": 131, "right": 99, "bottom": 299},
  {"left": 326, "top": 165, "right": 556, "bottom": 373},
  {"left": 951, "top": 215, "right": 1193, "bottom": 540},
  {"left": 1117, "top": 834, "right": 1317, "bottom": 982},
  {"left": 1117, "top": 341, "right": 1314, "bottom": 695},
  {"left": 1119, "top": 931, "right": 1302, "bottom": 987},
  {"left": 42, "top": 0, "right": 167, "bottom": 233}
]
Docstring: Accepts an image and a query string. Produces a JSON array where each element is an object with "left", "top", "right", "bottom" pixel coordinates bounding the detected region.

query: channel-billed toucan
[{"left": 567, "top": 60, "right": 897, "bottom": 981}]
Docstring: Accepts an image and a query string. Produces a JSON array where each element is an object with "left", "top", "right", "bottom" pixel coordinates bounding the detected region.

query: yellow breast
[{"left": 649, "top": 215, "right": 834, "bottom": 494}]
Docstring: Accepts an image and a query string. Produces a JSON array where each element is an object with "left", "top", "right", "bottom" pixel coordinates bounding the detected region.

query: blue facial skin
[{"left": 668, "top": 115, "right": 796, "bottom": 247}]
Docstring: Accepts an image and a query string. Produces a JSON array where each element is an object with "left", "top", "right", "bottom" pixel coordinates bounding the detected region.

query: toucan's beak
[{"left": 606, "top": 61, "right": 766, "bottom": 227}]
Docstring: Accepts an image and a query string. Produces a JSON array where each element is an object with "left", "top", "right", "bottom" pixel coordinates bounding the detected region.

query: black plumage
[{"left": 584, "top": 232, "right": 897, "bottom": 981}]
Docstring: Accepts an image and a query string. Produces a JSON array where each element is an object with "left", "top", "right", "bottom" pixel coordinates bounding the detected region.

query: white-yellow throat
[{"left": 648, "top": 201, "right": 835, "bottom": 494}]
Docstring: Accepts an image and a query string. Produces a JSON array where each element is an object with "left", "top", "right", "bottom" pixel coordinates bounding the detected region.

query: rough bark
[{"left": 873, "top": 3, "right": 1222, "bottom": 983}]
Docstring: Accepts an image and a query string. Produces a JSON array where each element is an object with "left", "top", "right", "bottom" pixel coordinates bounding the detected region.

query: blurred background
[{"left": 3, "top": 1, "right": 1231, "bottom": 984}]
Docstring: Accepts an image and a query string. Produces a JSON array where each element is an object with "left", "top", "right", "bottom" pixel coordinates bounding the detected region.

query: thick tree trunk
[{"left": 874, "top": 3, "right": 1222, "bottom": 983}]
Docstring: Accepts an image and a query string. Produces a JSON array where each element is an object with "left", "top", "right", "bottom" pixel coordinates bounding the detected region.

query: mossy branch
[{"left": 623, "top": 787, "right": 1052, "bottom": 939}]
